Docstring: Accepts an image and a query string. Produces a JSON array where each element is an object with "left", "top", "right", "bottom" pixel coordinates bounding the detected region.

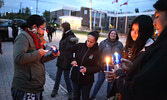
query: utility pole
[
  {"left": 20, "top": 2, "right": 22, "bottom": 13},
  {"left": 36, "top": 0, "right": 38, "bottom": 14},
  {"left": 124, "top": 6, "right": 128, "bottom": 34},
  {"left": 90, "top": 0, "right": 92, "bottom": 31}
]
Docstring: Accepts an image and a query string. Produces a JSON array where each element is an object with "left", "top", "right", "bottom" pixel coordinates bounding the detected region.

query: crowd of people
[{"left": 10, "top": 0, "right": 167, "bottom": 100}]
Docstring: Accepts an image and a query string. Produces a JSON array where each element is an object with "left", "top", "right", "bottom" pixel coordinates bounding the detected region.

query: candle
[
  {"left": 105, "top": 57, "right": 110, "bottom": 72},
  {"left": 113, "top": 52, "right": 121, "bottom": 70},
  {"left": 75, "top": 64, "right": 85, "bottom": 75},
  {"left": 113, "top": 52, "right": 121, "bottom": 64},
  {"left": 114, "top": 52, "right": 119, "bottom": 64}
]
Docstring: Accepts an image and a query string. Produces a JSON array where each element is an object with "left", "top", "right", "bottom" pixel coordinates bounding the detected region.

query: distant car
[
  {"left": 13, "top": 19, "right": 26, "bottom": 27},
  {"left": 0, "top": 19, "right": 26, "bottom": 41}
]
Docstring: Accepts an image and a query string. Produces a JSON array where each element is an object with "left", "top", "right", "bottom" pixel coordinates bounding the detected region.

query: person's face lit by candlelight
[
  {"left": 153, "top": 10, "right": 167, "bottom": 36},
  {"left": 131, "top": 23, "right": 139, "bottom": 41}
]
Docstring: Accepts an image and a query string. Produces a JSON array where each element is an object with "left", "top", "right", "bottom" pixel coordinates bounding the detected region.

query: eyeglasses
[{"left": 39, "top": 27, "right": 46, "bottom": 31}]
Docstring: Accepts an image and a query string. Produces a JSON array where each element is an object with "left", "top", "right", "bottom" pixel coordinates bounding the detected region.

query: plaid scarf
[{"left": 25, "top": 28, "right": 45, "bottom": 49}]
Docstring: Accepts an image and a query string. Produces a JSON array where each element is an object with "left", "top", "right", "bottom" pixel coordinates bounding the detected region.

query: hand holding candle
[
  {"left": 50, "top": 45, "right": 60, "bottom": 56},
  {"left": 80, "top": 66, "right": 86, "bottom": 75},
  {"left": 71, "top": 61, "right": 85, "bottom": 75}
]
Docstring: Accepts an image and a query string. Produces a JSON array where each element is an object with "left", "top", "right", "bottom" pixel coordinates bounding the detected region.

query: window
[
  {"left": 96, "top": 13, "right": 100, "bottom": 18},
  {"left": 71, "top": 11, "right": 76, "bottom": 16},
  {"left": 84, "top": 10, "right": 87, "bottom": 15},
  {"left": 92, "top": 12, "right": 94, "bottom": 18},
  {"left": 102, "top": 13, "right": 105, "bottom": 19},
  {"left": 63, "top": 10, "right": 70, "bottom": 16}
]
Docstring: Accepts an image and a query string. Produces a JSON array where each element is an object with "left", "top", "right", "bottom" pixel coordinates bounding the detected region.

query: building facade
[{"left": 50, "top": 6, "right": 154, "bottom": 34}]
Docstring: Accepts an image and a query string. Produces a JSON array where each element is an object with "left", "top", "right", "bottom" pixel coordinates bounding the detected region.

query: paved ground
[
  {"left": 0, "top": 30, "right": 126, "bottom": 100},
  {"left": 0, "top": 42, "right": 69, "bottom": 100},
  {"left": 44, "top": 30, "right": 126, "bottom": 100}
]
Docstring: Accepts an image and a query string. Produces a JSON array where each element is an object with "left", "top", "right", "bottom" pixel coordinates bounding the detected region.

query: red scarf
[{"left": 25, "top": 28, "right": 41, "bottom": 49}]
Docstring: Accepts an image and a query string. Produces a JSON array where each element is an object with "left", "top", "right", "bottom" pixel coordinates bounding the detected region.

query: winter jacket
[
  {"left": 99, "top": 38, "right": 123, "bottom": 69},
  {"left": 12, "top": 31, "right": 57, "bottom": 93},
  {"left": 56, "top": 30, "right": 78, "bottom": 70},
  {"left": 70, "top": 43, "right": 101, "bottom": 85}
]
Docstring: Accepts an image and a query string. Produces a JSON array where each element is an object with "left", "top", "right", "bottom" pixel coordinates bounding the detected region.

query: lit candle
[
  {"left": 113, "top": 52, "right": 121, "bottom": 70},
  {"left": 114, "top": 52, "right": 119, "bottom": 64},
  {"left": 105, "top": 57, "right": 110, "bottom": 72}
]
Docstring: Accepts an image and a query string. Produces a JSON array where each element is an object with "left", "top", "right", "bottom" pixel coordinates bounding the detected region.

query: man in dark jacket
[{"left": 51, "top": 22, "right": 78, "bottom": 99}]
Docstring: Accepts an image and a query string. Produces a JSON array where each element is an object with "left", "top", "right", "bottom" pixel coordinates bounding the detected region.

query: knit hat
[
  {"left": 88, "top": 31, "right": 99, "bottom": 41},
  {"left": 153, "top": 0, "right": 167, "bottom": 11}
]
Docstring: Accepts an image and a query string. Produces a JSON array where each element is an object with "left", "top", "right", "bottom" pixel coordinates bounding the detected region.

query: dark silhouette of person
[
  {"left": 46, "top": 24, "right": 53, "bottom": 42},
  {"left": 12, "top": 21, "right": 19, "bottom": 43}
]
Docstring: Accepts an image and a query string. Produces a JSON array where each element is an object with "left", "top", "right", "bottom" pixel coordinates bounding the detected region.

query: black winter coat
[
  {"left": 113, "top": 27, "right": 167, "bottom": 100},
  {"left": 70, "top": 43, "right": 101, "bottom": 85},
  {"left": 56, "top": 30, "right": 77, "bottom": 70}
]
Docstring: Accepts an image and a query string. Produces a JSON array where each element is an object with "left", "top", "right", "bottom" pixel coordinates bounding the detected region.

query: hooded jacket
[{"left": 99, "top": 31, "right": 123, "bottom": 69}]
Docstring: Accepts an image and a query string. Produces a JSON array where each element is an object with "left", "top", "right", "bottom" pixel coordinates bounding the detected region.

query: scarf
[{"left": 24, "top": 28, "right": 45, "bottom": 49}]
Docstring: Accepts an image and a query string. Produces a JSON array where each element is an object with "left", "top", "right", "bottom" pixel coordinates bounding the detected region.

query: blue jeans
[
  {"left": 91, "top": 71, "right": 113, "bottom": 98},
  {"left": 53, "top": 67, "right": 72, "bottom": 93},
  {"left": 72, "top": 82, "right": 93, "bottom": 100}
]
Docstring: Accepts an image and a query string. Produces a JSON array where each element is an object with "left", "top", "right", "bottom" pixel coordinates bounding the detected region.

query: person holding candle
[
  {"left": 90, "top": 29, "right": 123, "bottom": 100},
  {"left": 70, "top": 31, "right": 101, "bottom": 100},
  {"left": 105, "top": 14, "right": 157, "bottom": 99},
  {"left": 11, "top": 15, "right": 60, "bottom": 100}
]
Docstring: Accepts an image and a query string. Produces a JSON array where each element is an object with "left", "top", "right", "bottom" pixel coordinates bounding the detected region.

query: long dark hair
[{"left": 124, "top": 15, "right": 154, "bottom": 60}]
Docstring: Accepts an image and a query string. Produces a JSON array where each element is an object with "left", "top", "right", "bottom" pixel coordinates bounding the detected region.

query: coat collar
[{"left": 141, "top": 38, "right": 154, "bottom": 52}]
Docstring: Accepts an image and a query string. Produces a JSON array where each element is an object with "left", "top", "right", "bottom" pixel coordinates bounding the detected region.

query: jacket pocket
[{"left": 29, "top": 65, "right": 45, "bottom": 85}]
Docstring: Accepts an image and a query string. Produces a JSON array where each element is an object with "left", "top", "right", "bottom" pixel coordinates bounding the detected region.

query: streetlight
[{"left": 30, "top": 7, "right": 33, "bottom": 15}]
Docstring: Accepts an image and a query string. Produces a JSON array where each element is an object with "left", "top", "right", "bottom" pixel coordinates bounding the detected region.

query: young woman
[
  {"left": 106, "top": 15, "right": 154, "bottom": 100},
  {"left": 12, "top": 15, "right": 59, "bottom": 100},
  {"left": 70, "top": 31, "right": 101, "bottom": 100},
  {"left": 90, "top": 29, "right": 123, "bottom": 100}
]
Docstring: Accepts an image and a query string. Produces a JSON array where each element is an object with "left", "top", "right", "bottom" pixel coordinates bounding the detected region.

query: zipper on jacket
[{"left": 80, "top": 48, "right": 90, "bottom": 65}]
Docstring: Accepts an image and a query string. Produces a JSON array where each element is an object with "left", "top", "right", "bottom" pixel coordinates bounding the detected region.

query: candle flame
[
  {"left": 105, "top": 57, "right": 110, "bottom": 63},
  {"left": 114, "top": 52, "right": 118, "bottom": 56},
  {"left": 51, "top": 46, "right": 56, "bottom": 50}
]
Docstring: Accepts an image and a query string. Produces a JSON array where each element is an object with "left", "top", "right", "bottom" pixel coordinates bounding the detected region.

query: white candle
[{"left": 106, "top": 57, "right": 110, "bottom": 71}]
